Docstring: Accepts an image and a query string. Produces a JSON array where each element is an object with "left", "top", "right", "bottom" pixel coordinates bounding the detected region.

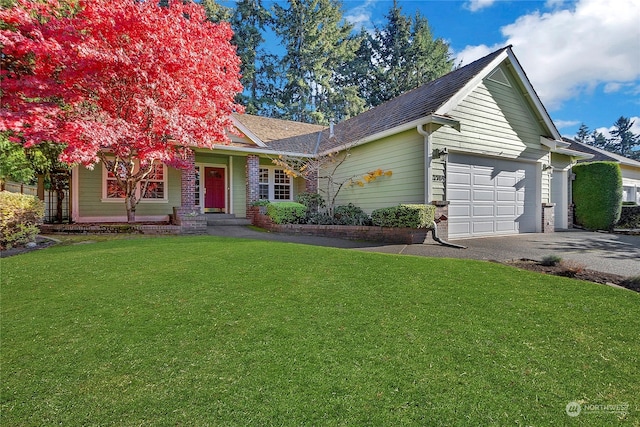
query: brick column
[
  {"left": 174, "top": 149, "right": 206, "bottom": 234},
  {"left": 568, "top": 203, "right": 575, "bottom": 228},
  {"left": 180, "top": 149, "right": 197, "bottom": 212},
  {"left": 432, "top": 201, "right": 449, "bottom": 242},
  {"left": 246, "top": 154, "right": 260, "bottom": 210},
  {"left": 305, "top": 170, "right": 318, "bottom": 194},
  {"left": 542, "top": 203, "right": 555, "bottom": 233}
]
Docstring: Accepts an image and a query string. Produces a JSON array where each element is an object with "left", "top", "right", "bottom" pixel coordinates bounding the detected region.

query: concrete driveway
[
  {"left": 361, "top": 230, "right": 640, "bottom": 277},
  {"left": 207, "top": 226, "right": 640, "bottom": 277}
]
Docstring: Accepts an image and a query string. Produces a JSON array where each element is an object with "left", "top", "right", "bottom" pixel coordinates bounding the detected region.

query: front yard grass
[{"left": 1, "top": 236, "right": 639, "bottom": 425}]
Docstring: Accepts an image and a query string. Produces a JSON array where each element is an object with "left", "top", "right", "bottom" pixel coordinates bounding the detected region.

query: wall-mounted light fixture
[{"left": 433, "top": 147, "right": 448, "bottom": 159}]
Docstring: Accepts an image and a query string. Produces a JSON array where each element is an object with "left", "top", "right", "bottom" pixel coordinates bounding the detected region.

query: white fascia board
[
  {"left": 555, "top": 147, "right": 594, "bottom": 160},
  {"left": 434, "top": 50, "right": 509, "bottom": 116},
  {"left": 504, "top": 50, "right": 562, "bottom": 141},
  {"left": 229, "top": 115, "right": 267, "bottom": 147},
  {"left": 317, "top": 115, "right": 461, "bottom": 157},
  {"left": 208, "top": 144, "right": 312, "bottom": 158},
  {"left": 540, "top": 136, "right": 571, "bottom": 150}
]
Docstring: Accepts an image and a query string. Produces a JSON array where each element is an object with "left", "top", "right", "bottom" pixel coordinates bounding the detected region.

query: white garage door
[{"left": 447, "top": 154, "right": 537, "bottom": 239}]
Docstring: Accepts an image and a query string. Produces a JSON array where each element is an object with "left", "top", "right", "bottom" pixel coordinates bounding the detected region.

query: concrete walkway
[{"left": 206, "top": 226, "right": 640, "bottom": 277}]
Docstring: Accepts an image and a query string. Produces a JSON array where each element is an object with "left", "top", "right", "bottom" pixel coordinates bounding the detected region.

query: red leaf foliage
[{"left": 1, "top": 0, "right": 244, "bottom": 168}]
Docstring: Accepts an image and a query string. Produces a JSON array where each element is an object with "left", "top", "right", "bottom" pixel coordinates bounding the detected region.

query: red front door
[{"left": 204, "top": 167, "right": 226, "bottom": 212}]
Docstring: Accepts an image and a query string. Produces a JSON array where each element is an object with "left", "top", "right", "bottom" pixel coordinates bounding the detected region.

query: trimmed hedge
[
  {"left": 572, "top": 162, "right": 623, "bottom": 230},
  {"left": 0, "top": 191, "right": 45, "bottom": 249},
  {"left": 266, "top": 202, "right": 306, "bottom": 224},
  {"left": 371, "top": 204, "right": 435, "bottom": 228}
]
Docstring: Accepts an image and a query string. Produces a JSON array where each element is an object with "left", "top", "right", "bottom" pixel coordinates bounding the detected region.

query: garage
[{"left": 447, "top": 153, "right": 538, "bottom": 239}]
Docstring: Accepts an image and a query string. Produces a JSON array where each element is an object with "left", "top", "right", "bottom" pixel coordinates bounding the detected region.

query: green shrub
[
  {"left": 333, "top": 204, "right": 371, "bottom": 226},
  {"left": 371, "top": 204, "right": 435, "bottom": 228},
  {"left": 251, "top": 199, "right": 271, "bottom": 207},
  {"left": 616, "top": 205, "right": 640, "bottom": 229},
  {"left": 266, "top": 202, "right": 307, "bottom": 224},
  {"left": 295, "top": 192, "right": 325, "bottom": 214},
  {"left": 540, "top": 255, "right": 562, "bottom": 266},
  {"left": 572, "top": 162, "right": 623, "bottom": 230},
  {"left": 0, "top": 191, "right": 45, "bottom": 249}
]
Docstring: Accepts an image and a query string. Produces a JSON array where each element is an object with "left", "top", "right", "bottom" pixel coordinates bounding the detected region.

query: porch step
[{"left": 205, "top": 214, "right": 251, "bottom": 226}]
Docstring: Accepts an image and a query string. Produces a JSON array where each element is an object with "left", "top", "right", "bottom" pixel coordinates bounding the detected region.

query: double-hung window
[
  {"left": 258, "top": 167, "right": 292, "bottom": 201},
  {"left": 102, "top": 160, "right": 168, "bottom": 202}
]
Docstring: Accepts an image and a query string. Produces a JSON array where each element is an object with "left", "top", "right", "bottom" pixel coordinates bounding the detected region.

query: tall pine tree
[
  {"left": 367, "top": 1, "right": 453, "bottom": 107},
  {"left": 609, "top": 116, "right": 639, "bottom": 159},
  {"left": 273, "top": 0, "right": 362, "bottom": 124}
]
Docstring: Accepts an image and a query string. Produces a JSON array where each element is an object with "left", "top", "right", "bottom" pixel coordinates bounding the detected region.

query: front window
[
  {"left": 141, "top": 162, "right": 165, "bottom": 199},
  {"left": 258, "top": 167, "right": 292, "bottom": 201},
  {"left": 102, "top": 160, "right": 168, "bottom": 202}
]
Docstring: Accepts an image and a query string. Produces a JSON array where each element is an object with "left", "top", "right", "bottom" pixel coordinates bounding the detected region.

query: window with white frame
[
  {"left": 258, "top": 167, "right": 292, "bottom": 201},
  {"left": 103, "top": 160, "right": 168, "bottom": 202}
]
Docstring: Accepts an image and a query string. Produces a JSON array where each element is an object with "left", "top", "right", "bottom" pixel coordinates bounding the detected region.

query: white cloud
[
  {"left": 465, "top": 0, "right": 496, "bottom": 12},
  {"left": 344, "top": 0, "right": 378, "bottom": 30},
  {"left": 554, "top": 119, "right": 581, "bottom": 129},
  {"left": 455, "top": 0, "right": 640, "bottom": 111}
]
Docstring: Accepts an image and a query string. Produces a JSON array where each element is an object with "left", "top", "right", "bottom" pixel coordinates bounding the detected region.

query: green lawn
[{"left": 1, "top": 236, "right": 639, "bottom": 425}]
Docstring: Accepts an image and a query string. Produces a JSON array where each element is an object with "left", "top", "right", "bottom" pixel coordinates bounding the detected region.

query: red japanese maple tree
[{"left": 1, "top": 0, "right": 243, "bottom": 221}]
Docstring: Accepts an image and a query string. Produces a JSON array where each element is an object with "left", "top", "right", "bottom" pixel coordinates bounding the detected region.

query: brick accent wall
[
  {"left": 542, "top": 203, "right": 555, "bottom": 233},
  {"left": 246, "top": 155, "right": 260, "bottom": 211},
  {"left": 247, "top": 207, "right": 429, "bottom": 244}
]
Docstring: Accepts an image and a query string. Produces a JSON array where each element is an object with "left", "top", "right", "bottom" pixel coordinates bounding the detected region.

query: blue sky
[
  {"left": 224, "top": 0, "right": 640, "bottom": 139},
  {"left": 339, "top": 0, "right": 640, "bottom": 139}
]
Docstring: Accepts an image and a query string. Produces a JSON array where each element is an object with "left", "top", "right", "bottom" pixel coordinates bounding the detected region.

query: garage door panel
[
  {"left": 496, "top": 175, "right": 517, "bottom": 187},
  {"left": 473, "top": 174, "right": 494, "bottom": 186},
  {"left": 496, "top": 205, "right": 517, "bottom": 216},
  {"left": 448, "top": 154, "right": 537, "bottom": 239},
  {"left": 448, "top": 171, "right": 471, "bottom": 185},
  {"left": 473, "top": 205, "right": 494, "bottom": 216},
  {"left": 449, "top": 205, "right": 471, "bottom": 217},
  {"left": 449, "top": 223, "right": 471, "bottom": 235},
  {"left": 496, "top": 190, "right": 516, "bottom": 202},
  {"left": 472, "top": 221, "right": 495, "bottom": 234},
  {"left": 473, "top": 190, "right": 494, "bottom": 201},
  {"left": 448, "top": 188, "right": 471, "bottom": 201},
  {"left": 496, "top": 220, "right": 518, "bottom": 232}
]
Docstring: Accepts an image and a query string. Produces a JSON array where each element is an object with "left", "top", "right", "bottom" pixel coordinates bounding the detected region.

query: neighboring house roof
[{"left": 564, "top": 138, "right": 640, "bottom": 168}]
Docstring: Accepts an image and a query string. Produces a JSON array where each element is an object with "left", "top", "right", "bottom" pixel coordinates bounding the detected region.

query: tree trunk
[{"left": 126, "top": 194, "right": 137, "bottom": 223}]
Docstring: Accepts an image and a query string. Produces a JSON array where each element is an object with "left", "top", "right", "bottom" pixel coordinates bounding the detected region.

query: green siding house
[{"left": 71, "top": 46, "right": 592, "bottom": 238}]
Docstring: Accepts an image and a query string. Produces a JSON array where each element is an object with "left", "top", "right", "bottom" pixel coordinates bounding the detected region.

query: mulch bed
[{"left": 504, "top": 259, "right": 639, "bottom": 293}]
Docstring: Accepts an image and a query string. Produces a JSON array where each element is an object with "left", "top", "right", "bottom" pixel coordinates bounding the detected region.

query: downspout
[
  {"left": 416, "top": 123, "right": 433, "bottom": 204},
  {"left": 430, "top": 220, "right": 467, "bottom": 249}
]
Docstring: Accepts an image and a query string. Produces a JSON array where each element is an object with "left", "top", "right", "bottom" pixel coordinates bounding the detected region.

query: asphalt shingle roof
[{"left": 235, "top": 46, "right": 510, "bottom": 155}]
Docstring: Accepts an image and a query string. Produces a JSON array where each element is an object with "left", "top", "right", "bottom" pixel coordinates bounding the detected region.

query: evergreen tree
[
  {"left": 273, "top": 0, "right": 362, "bottom": 124},
  {"left": 590, "top": 130, "right": 608, "bottom": 150},
  {"left": 229, "top": 0, "right": 273, "bottom": 115},
  {"left": 575, "top": 123, "right": 590, "bottom": 143},
  {"left": 368, "top": 1, "right": 453, "bottom": 106},
  {"left": 609, "top": 116, "right": 640, "bottom": 159}
]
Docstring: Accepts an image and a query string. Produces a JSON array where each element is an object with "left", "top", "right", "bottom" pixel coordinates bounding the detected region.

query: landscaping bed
[{"left": 504, "top": 258, "right": 639, "bottom": 292}]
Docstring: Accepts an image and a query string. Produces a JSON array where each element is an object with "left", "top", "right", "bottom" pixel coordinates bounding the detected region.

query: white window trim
[
  {"left": 101, "top": 160, "right": 168, "bottom": 203},
  {"left": 258, "top": 166, "right": 293, "bottom": 201}
]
